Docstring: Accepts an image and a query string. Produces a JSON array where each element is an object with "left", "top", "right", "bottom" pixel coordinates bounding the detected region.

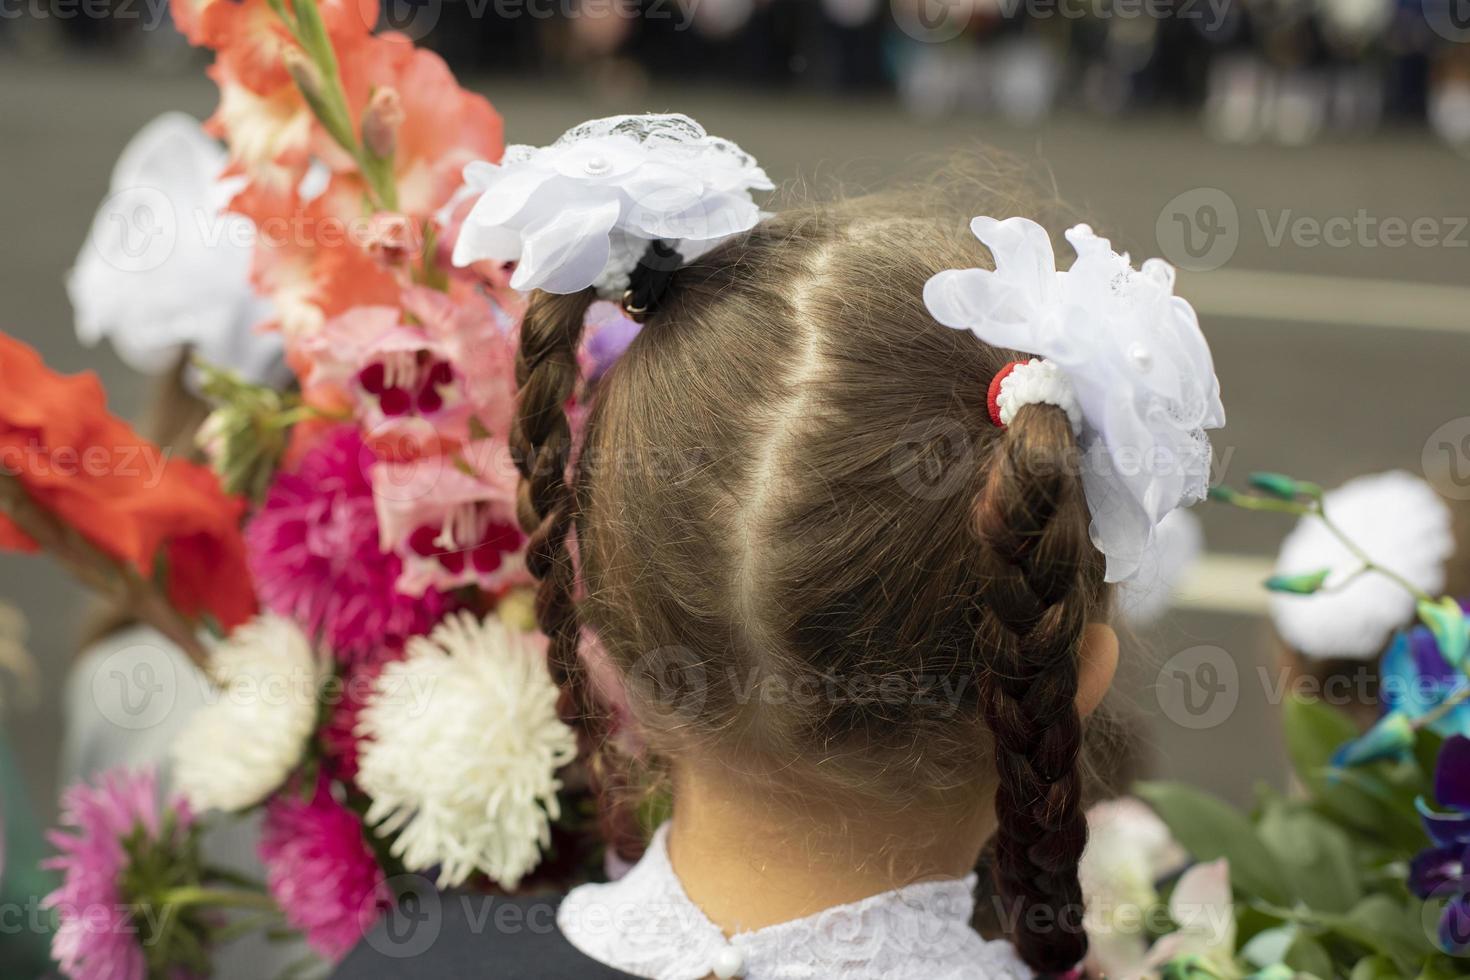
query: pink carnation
[
  {"left": 43, "top": 769, "right": 198, "bottom": 980},
  {"left": 245, "top": 425, "right": 452, "bottom": 662},
  {"left": 258, "top": 778, "right": 390, "bottom": 962}
]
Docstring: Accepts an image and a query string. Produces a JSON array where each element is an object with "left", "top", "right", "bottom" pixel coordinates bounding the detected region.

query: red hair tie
[{"left": 986, "top": 361, "right": 1026, "bottom": 428}]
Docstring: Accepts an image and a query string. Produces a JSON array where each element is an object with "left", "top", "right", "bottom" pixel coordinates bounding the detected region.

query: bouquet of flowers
[
  {"left": 1, "top": 1, "right": 643, "bottom": 975},
  {"left": 1083, "top": 473, "right": 1470, "bottom": 980}
]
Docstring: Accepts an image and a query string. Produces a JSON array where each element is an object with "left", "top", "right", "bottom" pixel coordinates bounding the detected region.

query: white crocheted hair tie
[{"left": 987, "top": 358, "right": 1082, "bottom": 435}]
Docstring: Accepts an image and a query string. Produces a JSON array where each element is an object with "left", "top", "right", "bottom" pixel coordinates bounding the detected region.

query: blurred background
[{"left": 2, "top": 0, "right": 1469, "bottom": 835}]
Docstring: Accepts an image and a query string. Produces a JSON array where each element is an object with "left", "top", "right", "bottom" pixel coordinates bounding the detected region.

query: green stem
[
  {"left": 1316, "top": 503, "right": 1437, "bottom": 604},
  {"left": 157, "top": 886, "right": 279, "bottom": 913},
  {"left": 210, "top": 909, "right": 288, "bottom": 946},
  {"left": 269, "top": 0, "right": 398, "bottom": 212}
]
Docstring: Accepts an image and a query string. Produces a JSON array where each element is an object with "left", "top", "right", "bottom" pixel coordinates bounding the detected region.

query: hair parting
[{"left": 511, "top": 163, "right": 1109, "bottom": 974}]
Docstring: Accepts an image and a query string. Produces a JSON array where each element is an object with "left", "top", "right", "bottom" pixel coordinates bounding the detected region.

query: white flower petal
[
  {"left": 69, "top": 112, "right": 283, "bottom": 388},
  {"left": 355, "top": 612, "right": 575, "bottom": 890},
  {"left": 1271, "top": 470, "right": 1453, "bottom": 660},
  {"left": 171, "top": 615, "right": 324, "bottom": 813}
]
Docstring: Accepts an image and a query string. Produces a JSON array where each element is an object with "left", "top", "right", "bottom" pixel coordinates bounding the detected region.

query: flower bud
[
  {"left": 362, "top": 87, "right": 405, "bottom": 160},
  {"left": 282, "top": 46, "right": 325, "bottom": 105}
]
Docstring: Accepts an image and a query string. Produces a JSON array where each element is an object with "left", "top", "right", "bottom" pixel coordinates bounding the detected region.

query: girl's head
[
  {"left": 461, "top": 113, "right": 1222, "bottom": 977},
  {"left": 511, "top": 175, "right": 1116, "bottom": 974}
]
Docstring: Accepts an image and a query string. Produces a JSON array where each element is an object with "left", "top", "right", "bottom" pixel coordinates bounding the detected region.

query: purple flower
[
  {"left": 245, "top": 426, "right": 452, "bottom": 663},
  {"left": 1412, "top": 735, "right": 1470, "bottom": 954},
  {"left": 258, "top": 778, "right": 390, "bottom": 962},
  {"left": 42, "top": 769, "right": 203, "bottom": 980}
]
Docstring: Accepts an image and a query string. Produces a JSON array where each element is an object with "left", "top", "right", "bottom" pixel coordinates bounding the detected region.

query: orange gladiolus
[{"left": 0, "top": 333, "right": 256, "bottom": 630}]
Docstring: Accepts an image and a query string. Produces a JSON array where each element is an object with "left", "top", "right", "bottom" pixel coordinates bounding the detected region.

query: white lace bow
[
  {"left": 558, "top": 823, "right": 1031, "bottom": 980},
  {"left": 451, "top": 113, "right": 773, "bottom": 298},
  {"left": 923, "top": 217, "right": 1226, "bottom": 583}
]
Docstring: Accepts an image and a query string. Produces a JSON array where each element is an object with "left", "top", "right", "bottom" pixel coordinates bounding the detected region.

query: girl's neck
[{"left": 665, "top": 762, "right": 993, "bottom": 935}]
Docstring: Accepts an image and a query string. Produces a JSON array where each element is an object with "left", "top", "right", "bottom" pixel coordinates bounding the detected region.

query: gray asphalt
[{"left": 3, "top": 52, "right": 1468, "bottom": 824}]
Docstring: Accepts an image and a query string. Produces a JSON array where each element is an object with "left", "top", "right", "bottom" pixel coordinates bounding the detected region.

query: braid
[
  {"left": 973, "top": 403, "right": 1099, "bottom": 978},
  {"left": 512, "top": 288, "right": 642, "bottom": 860}
]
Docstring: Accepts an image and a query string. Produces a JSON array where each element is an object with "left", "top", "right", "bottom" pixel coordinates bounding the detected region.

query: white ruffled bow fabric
[
  {"left": 68, "top": 113, "right": 284, "bottom": 390},
  {"left": 924, "top": 217, "right": 1225, "bottom": 582},
  {"left": 451, "top": 113, "right": 773, "bottom": 297}
]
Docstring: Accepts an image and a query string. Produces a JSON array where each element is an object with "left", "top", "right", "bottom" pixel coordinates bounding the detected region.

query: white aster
[
  {"left": 171, "top": 614, "right": 325, "bottom": 812},
  {"left": 1271, "top": 470, "right": 1453, "bottom": 661},
  {"left": 355, "top": 612, "right": 576, "bottom": 889}
]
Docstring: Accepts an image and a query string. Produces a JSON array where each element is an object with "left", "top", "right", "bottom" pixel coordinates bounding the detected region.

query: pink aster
[
  {"left": 245, "top": 425, "right": 452, "bottom": 662},
  {"left": 43, "top": 769, "right": 197, "bottom": 980},
  {"left": 258, "top": 778, "right": 390, "bottom": 962}
]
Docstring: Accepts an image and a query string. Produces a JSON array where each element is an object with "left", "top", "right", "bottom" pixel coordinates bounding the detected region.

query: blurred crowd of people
[{"left": 6, "top": 0, "right": 1470, "bottom": 146}]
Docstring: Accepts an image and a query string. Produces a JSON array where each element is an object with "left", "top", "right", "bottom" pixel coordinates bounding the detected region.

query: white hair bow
[
  {"left": 451, "top": 113, "right": 773, "bottom": 299},
  {"left": 924, "top": 216, "right": 1226, "bottom": 582}
]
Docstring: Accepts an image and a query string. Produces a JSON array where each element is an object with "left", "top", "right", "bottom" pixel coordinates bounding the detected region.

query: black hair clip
[{"left": 621, "top": 240, "right": 683, "bottom": 322}]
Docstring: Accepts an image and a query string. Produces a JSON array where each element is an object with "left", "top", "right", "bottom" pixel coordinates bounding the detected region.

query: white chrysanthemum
[
  {"left": 356, "top": 612, "right": 576, "bottom": 889},
  {"left": 1272, "top": 470, "right": 1454, "bottom": 661},
  {"left": 172, "top": 614, "right": 325, "bottom": 812}
]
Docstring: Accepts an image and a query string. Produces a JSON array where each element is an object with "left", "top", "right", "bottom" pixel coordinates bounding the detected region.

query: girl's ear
[{"left": 1075, "top": 622, "right": 1119, "bottom": 718}]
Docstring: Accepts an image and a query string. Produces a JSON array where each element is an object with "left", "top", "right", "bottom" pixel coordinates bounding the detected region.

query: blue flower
[
  {"left": 1412, "top": 735, "right": 1470, "bottom": 955},
  {"left": 1382, "top": 621, "right": 1470, "bottom": 739}
]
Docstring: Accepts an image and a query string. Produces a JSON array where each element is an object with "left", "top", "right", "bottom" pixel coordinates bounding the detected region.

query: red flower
[{"left": 0, "top": 333, "right": 256, "bottom": 629}]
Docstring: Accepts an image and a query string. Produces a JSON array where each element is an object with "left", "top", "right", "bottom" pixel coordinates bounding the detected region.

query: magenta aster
[
  {"left": 245, "top": 425, "right": 452, "bottom": 662},
  {"left": 258, "top": 778, "right": 390, "bottom": 962},
  {"left": 43, "top": 769, "right": 204, "bottom": 980}
]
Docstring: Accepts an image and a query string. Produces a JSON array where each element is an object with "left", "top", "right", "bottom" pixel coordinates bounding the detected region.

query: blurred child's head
[{"left": 513, "top": 166, "right": 1119, "bottom": 975}]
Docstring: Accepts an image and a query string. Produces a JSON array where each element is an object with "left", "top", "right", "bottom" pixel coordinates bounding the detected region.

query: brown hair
[{"left": 513, "top": 167, "right": 1110, "bottom": 976}]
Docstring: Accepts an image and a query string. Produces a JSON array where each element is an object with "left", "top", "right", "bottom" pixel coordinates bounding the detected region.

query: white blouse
[{"left": 558, "top": 824, "right": 1033, "bottom": 980}]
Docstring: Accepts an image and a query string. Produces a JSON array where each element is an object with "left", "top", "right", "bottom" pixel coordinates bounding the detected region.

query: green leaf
[
  {"left": 1284, "top": 695, "right": 1360, "bottom": 784},
  {"left": 1248, "top": 472, "right": 1320, "bottom": 500},
  {"left": 1265, "top": 569, "right": 1333, "bottom": 595},
  {"left": 1135, "top": 781, "right": 1293, "bottom": 906},
  {"left": 1349, "top": 955, "right": 1400, "bottom": 980},
  {"left": 1256, "top": 801, "right": 1361, "bottom": 914},
  {"left": 1284, "top": 933, "right": 1334, "bottom": 979}
]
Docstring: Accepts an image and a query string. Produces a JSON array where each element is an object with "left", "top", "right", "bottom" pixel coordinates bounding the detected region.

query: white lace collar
[{"left": 558, "top": 824, "right": 1033, "bottom": 980}]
